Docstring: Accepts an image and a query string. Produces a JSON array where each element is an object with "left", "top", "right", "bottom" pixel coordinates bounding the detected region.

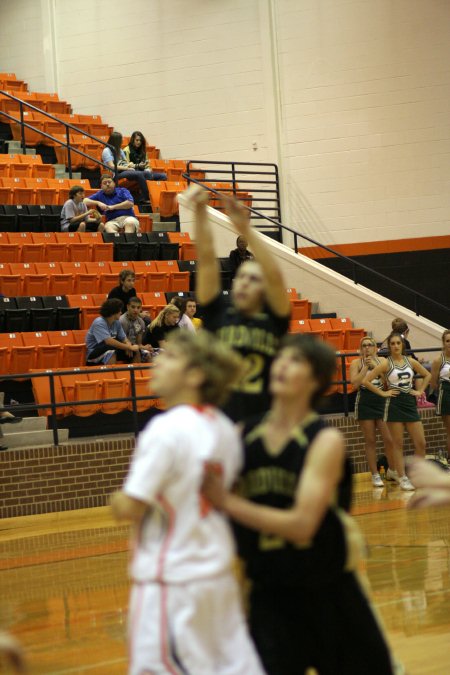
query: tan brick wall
[{"left": 0, "top": 410, "right": 446, "bottom": 519}]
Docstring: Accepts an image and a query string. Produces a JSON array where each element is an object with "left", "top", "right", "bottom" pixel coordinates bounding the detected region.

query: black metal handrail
[
  {"left": 0, "top": 90, "right": 116, "bottom": 177},
  {"left": 182, "top": 173, "right": 450, "bottom": 323},
  {"left": 186, "top": 160, "right": 282, "bottom": 223},
  {"left": 0, "top": 347, "right": 442, "bottom": 447}
]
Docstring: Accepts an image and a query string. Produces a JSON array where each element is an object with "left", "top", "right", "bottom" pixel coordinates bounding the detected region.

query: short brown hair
[
  {"left": 119, "top": 269, "right": 135, "bottom": 284},
  {"left": 166, "top": 330, "right": 243, "bottom": 406},
  {"left": 100, "top": 173, "right": 115, "bottom": 185},
  {"left": 391, "top": 318, "right": 408, "bottom": 334},
  {"left": 69, "top": 185, "right": 85, "bottom": 200}
]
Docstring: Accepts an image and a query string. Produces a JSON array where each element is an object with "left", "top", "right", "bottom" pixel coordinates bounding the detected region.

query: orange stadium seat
[
  {"left": 289, "top": 299, "right": 310, "bottom": 320},
  {"left": 31, "top": 369, "right": 66, "bottom": 417},
  {"left": 155, "top": 261, "right": 189, "bottom": 292},
  {"left": 289, "top": 319, "right": 311, "bottom": 334},
  {"left": 73, "top": 271, "right": 99, "bottom": 294},
  {"left": 322, "top": 330, "right": 345, "bottom": 351}
]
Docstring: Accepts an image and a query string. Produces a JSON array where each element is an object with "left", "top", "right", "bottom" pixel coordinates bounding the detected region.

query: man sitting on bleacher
[
  {"left": 86, "top": 298, "right": 140, "bottom": 365},
  {"left": 61, "top": 185, "right": 103, "bottom": 232},
  {"left": 85, "top": 174, "right": 140, "bottom": 233}
]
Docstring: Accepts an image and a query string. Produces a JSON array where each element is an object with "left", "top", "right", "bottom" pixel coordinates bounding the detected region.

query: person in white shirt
[{"left": 111, "top": 330, "right": 265, "bottom": 675}]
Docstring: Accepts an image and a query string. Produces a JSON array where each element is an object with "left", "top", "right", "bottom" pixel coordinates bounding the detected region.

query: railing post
[
  {"left": 48, "top": 372, "right": 60, "bottom": 446},
  {"left": 294, "top": 232, "right": 298, "bottom": 253},
  {"left": 19, "top": 102, "right": 26, "bottom": 154},
  {"left": 274, "top": 163, "right": 282, "bottom": 224},
  {"left": 129, "top": 368, "right": 139, "bottom": 437},
  {"left": 231, "top": 163, "right": 237, "bottom": 196},
  {"left": 341, "top": 353, "right": 349, "bottom": 417},
  {"left": 66, "top": 126, "right": 72, "bottom": 178},
  {"left": 352, "top": 263, "right": 358, "bottom": 285}
]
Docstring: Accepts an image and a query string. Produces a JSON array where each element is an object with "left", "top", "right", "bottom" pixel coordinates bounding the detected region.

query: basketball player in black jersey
[
  {"left": 203, "top": 335, "right": 397, "bottom": 675},
  {"left": 182, "top": 185, "right": 291, "bottom": 421}
]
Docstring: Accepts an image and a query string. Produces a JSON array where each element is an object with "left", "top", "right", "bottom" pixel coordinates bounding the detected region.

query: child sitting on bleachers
[{"left": 60, "top": 185, "right": 103, "bottom": 232}]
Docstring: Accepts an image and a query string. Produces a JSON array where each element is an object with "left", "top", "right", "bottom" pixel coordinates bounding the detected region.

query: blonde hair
[
  {"left": 359, "top": 336, "right": 376, "bottom": 354},
  {"left": 166, "top": 330, "right": 243, "bottom": 406},
  {"left": 150, "top": 304, "right": 180, "bottom": 330}
]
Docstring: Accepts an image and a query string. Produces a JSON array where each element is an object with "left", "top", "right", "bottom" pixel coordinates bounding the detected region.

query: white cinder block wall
[{"left": 1, "top": 0, "right": 450, "bottom": 248}]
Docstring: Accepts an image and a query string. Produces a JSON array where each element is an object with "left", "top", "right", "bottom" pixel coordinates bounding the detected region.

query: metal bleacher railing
[
  {"left": 0, "top": 347, "right": 441, "bottom": 446},
  {"left": 0, "top": 90, "right": 116, "bottom": 177},
  {"left": 183, "top": 171, "right": 450, "bottom": 327}
]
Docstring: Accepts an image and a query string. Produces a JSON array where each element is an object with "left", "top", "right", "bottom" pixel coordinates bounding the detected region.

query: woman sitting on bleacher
[
  {"left": 102, "top": 131, "right": 165, "bottom": 205},
  {"left": 60, "top": 185, "right": 103, "bottom": 232},
  {"left": 143, "top": 305, "right": 181, "bottom": 350},
  {"left": 123, "top": 130, "right": 167, "bottom": 181}
]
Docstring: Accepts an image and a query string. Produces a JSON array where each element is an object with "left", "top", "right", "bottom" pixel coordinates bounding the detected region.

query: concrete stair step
[
  {"left": 3, "top": 428, "right": 69, "bottom": 448},
  {"left": 1, "top": 416, "right": 48, "bottom": 435}
]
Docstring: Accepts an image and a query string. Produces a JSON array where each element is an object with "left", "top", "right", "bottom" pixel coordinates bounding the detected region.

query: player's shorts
[
  {"left": 437, "top": 381, "right": 450, "bottom": 416},
  {"left": 128, "top": 573, "right": 264, "bottom": 675},
  {"left": 355, "top": 388, "right": 386, "bottom": 420},
  {"left": 384, "top": 391, "right": 420, "bottom": 423},
  {"left": 249, "top": 571, "right": 395, "bottom": 675}
]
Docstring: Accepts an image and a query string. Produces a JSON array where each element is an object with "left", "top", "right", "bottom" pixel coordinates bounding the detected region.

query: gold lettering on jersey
[
  {"left": 216, "top": 325, "right": 278, "bottom": 356},
  {"left": 238, "top": 467, "right": 298, "bottom": 498}
]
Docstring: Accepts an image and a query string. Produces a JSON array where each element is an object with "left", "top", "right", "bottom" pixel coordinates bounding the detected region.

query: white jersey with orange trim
[{"left": 124, "top": 404, "right": 242, "bottom": 584}]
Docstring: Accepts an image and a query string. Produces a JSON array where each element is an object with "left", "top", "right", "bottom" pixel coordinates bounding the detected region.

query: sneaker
[
  {"left": 399, "top": 475, "right": 415, "bottom": 491},
  {"left": 386, "top": 468, "right": 400, "bottom": 484},
  {"left": 371, "top": 472, "right": 384, "bottom": 488}
]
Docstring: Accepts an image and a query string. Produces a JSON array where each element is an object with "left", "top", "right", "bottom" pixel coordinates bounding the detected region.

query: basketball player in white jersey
[{"left": 111, "top": 331, "right": 265, "bottom": 675}]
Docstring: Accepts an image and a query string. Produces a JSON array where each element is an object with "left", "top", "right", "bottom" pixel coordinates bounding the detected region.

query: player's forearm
[
  {"left": 223, "top": 493, "right": 313, "bottom": 546},
  {"left": 104, "top": 337, "right": 129, "bottom": 350},
  {"left": 245, "top": 229, "right": 290, "bottom": 314},
  {"left": 111, "top": 200, "right": 133, "bottom": 210},
  {"left": 194, "top": 209, "right": 221, "bottom": 302}
]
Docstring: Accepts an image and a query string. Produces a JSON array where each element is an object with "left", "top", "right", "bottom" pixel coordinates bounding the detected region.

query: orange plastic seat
[
  {"left": 23, "top": 273, "right": 48, "bottom": 296},
  {"left": 344, "top": 329, "right": 366, "bottom": 350},
  {"left": 285, "top": 288, "right": 297, "bottom": 299},
  {"left": 3, "top": 177, "right": 35, "bottom": 204},
  {"left": 91, "top": 293, "right": 108, "bottom": 306},
  {"left": 66, "top": 294, "right": 94, "bottom": 308},
  {"left": 68, "top": 243, "right": 91, "bottom": 262},
  {"left": 330, "top": 317, "right": 353, "bottom": 330},
  {"left": 1, "top": 273, "right": 22, "bottom": 296},
  {"left": 322, "top": 330, "right": 345, "bottom": 351},
  {"left": 9, "top": 345, "right": 36, "bottom": 374},
  {"left": 0, "top": 244, "right": 19, "bottom": 263},
  {"left": 21, "top": 243, "right": 45, "bottom": 263},
  {"left": 98, "top": 273, "right": 118, "bottom": 293},
  {"left": 289, "top": 299, "right": 310, "bottom": 320},
  {"left": 31, "top": 163, "right": 55, "bottom": 179},
  {"left": 30, "top": 370, "right": 66, "bottom": 417},
  {"left": 32, "top": 234, "right": 57, "bottom": 245},
  {"left": 60, "top": 262, "right": 87, "bottom": 275},
  {"left": 81, "top": 307, "right": 99, "bottom": 329},
  {"left": 309, "top": 318, "right": 333, "bottom": 332},
  {"left": 289, "top": 319, "right": 311, "bottom": 334},
  {"left": 46, "top": 273, "right": 72, "bottom": 295},
  {"left": 62, "top": 343, "right": 86, "bottom": 368},
  {"left": 72, "top": 329, "right": 88, "bottom": 343},
  {"left": 155, "top": 261, "right": 189, "bottom": 292},
  {"left": 73, "top": 273, "right": 99, "bottom": 294},
  {"left": 91, "top": 243, "right": 113, "bottom": 262},
  {"left": 0, "top": 347, "right": 10, "bottom": 377}
]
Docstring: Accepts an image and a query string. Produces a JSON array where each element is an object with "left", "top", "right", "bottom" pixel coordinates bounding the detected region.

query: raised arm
[
  {"left": 349, "top": 358, "right": 366, "bottom": 390},
  {"left": 203, "top": 428, "right": 345, "bottom": 546},
  {"left": 223, "top": 197, "right": 290, "bottom": 317},
  {"left": 184, "top": 185, "right": 221, "bottom": 305}
]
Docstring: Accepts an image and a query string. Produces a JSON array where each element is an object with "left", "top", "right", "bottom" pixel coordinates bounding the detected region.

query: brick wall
[{"left": 0, "top": 410, "right": 446, "bottom": 519}]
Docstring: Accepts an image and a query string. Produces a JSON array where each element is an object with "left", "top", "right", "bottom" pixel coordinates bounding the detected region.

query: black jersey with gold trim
[
  {"left": 234, "top": 413, "right": 353, "bottom": 588},
  {"left": 201, "top": 294, "right": 290, "bottom": 421}
]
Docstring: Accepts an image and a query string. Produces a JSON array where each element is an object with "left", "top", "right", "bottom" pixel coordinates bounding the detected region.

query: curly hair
[{"left": 166, "top": 330, "right": 243, "bottom": 407}]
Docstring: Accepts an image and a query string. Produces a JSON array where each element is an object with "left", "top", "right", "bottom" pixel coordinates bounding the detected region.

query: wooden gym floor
[{"left": 1, "top": 477, "right": 449, "bottom": 674}]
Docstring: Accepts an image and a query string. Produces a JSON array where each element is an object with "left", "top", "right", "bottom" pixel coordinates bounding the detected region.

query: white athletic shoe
[
  {"left": 386, "top": 468, "right": 400, "bottom": 484},
  {"left": 371, "top": 472, "right": 384, "bottom": 488},
  {"left": 399, "top": 475, "right": 415, "bottom": 491}
]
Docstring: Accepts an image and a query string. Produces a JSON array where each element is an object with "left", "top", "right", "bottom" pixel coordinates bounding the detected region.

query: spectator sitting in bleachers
[
  {"left": 107, "top": 269, "right": 150, "bottom": 324},
  {"left": 86, "top": 298, "right": 140, "bottom": 365},
  {"left": 169, "top": 296, "right": 195, "bottom": 331},
  {"left": 102, "top": 131, "right": 164, "bottom": 205},
  {"left": 143, "top": 305, "right": 180, "bottom": 350},
  {"left": 123, "top": 131, "right": 167, "bottom": 183},
  {"left": 85, "top": 174, "right": 140, "bottom": 233},
  {"left": 119, "top": 297, "right": 153, "bottom": 363},
  {"left": 185, "top": 297, "right": 202, "bottom": 330},
  {"left": 60, "top": 185, "right": 103, "bottom": 232},
  {"left": 229, "top": 235, "right": 254, "bottom": 278}
]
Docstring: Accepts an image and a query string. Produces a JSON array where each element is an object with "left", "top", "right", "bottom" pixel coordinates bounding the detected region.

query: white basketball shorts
[{"left": 128, "top": 573, "right": 265, "bottom": 675}]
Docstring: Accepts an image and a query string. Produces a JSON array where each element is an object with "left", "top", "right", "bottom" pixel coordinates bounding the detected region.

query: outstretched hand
[
  {"left": 178, "top": 184, "right": 209, "bottom": 210},
  {"left": 222, "top": 195, "right": 251, "bottom": 236},
  {"left": 408, "top": 457, "right": 450, "bottom": 490},
  {"left": 409, "top": 488, "right": 450, "bottom": 510}
]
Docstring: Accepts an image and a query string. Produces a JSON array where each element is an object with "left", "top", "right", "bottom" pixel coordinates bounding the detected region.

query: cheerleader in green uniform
[
  {"left": 431, "top": 329, "right": 450, "bottom": 457},
  {"left": 363, "top": 332, "right": 431, "bottom": 491},
  {"left": 350, "top": 337, "right": 394, "bottom": 487}
]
